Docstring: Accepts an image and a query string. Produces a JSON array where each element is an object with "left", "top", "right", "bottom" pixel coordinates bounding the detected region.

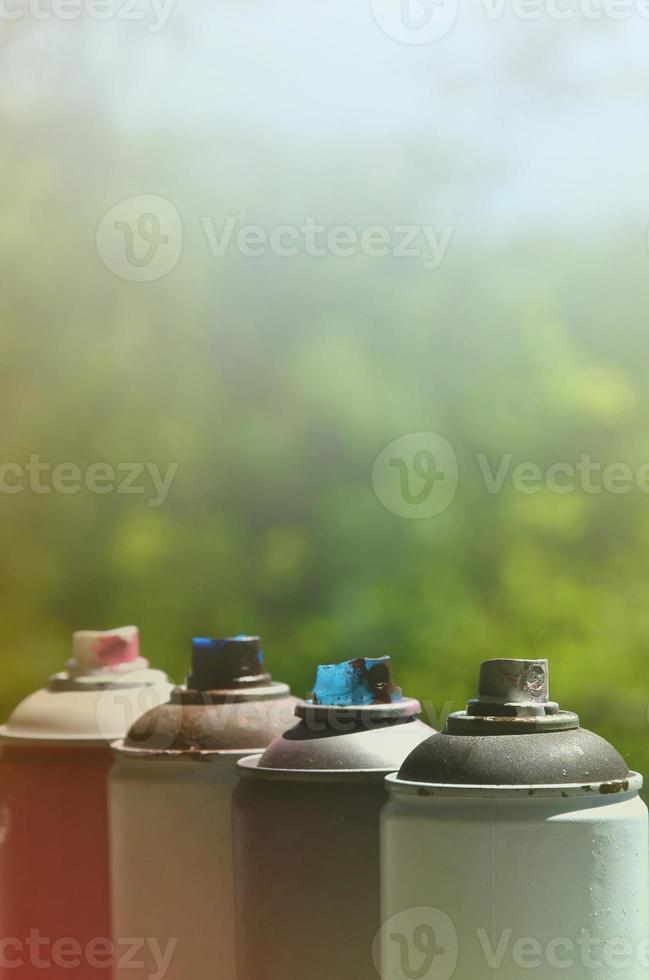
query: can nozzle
[
  {"left": 187, "top": 635, "right": 271, "bottom": 691},
  {"left": 72, "top": 626, "right": 141, "bottom": 673},
  {"left": 444, "top": 657, "right": 578, "bottom": 734},
  {"left": 312, "top": 656, "right": 402, "bottom": 706},
  {"left": 478, "top": 658, "right": 548, "bottom": 703}
]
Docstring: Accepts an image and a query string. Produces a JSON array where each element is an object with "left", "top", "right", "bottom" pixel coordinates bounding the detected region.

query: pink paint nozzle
[{"left": 73, "top": 626, "right": 140, "bottom": 672}]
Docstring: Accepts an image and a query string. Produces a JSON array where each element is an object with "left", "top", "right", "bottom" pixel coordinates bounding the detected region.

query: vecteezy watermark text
[
  {"left": 476, "top": 453, "right": 649, "bottom": 496},
  {"left": 201, "top": 216, "right": 454, "bottom": 270},
  {"left": 95, "top": 195, "right": 454, "bottom": 282},
  {"left": 372, "top": 0, "right": 649, "bottom": 46},
  {"left": 0, "top": 931, "right": 177, "bottom": 980},
  {"left": 372, "top": 433, "right": 649, "bottom": 519},
  {"left": 375, "top": 908, "right": 649, "bottom": 977},
  {"left": 0, "top": 455, "right": 178, "bottom": 508},
  {"left": 0, "top": 0, "right": 174, "bottom": 31}
]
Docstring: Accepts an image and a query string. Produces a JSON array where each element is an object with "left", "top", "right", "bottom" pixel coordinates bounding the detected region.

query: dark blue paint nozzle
[
  {"left": 187, "top": 635, "right": 271, "bottom": 691},
  {"left": 312, "top": 656, "right": 402, "bottom": 707}
]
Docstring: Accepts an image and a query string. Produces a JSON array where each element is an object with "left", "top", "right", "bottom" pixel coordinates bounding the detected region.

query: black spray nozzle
[{"left": 187, "top": 635, "right": 271, "bottom": 691}]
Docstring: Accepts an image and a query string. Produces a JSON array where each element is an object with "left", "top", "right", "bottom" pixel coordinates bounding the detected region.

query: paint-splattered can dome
[{"left": 247, "top": 655, "right": 434, "bottom": 773}]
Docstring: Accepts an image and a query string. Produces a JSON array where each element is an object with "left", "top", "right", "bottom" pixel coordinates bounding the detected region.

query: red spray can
[{"left": 0, "top": 626, "right": 172, "bottom": 979}]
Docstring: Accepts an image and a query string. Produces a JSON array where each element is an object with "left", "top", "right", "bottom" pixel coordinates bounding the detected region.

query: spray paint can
[
  {"left": 233, "top": 656, "right": 435, "bottom": 980},
  {"left": 110, "top": 634, "right": 298, "bottom": 980},
  {"left": 380, "top": 658, "right": 649, "bottom": 980},
  {"left": 0, "top": 626, "right": 172, "bottom": 980}
]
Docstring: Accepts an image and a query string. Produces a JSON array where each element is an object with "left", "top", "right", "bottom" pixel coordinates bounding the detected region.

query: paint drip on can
[
  {"left": 233, "top": 655, "right": 435, "bottom": 980},
  {"left": 110, "top": 634, "right": 298, "bottom": 980},
  {"left": 380, "top": 658, "right": 649, "bottom": 980},
  {"left": 0, "top": 626, "right": 172, "bottom": 980}
]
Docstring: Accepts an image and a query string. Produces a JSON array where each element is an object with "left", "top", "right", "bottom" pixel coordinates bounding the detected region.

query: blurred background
[{"left": 1, "top": 1, "right": 648, "bottom": 783}]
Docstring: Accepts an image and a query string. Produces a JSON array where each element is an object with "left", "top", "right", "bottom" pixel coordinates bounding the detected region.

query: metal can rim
[
  {"left": 297, "top": 697, "right": 421, "bottom": 724},
  {"left": 171, "top": 681, "right": 293, "bottom": 705},
  {"left": 0, "top": 726, "right": 118, "bottom": 746},
  {"left": 237, "top": 752, "right": 395, "bottom": 782},
  {"left": 111, "top": 740, "right": 261, "bottom": 762},
  {"left": 384, "top": 771, "right": 644, "bottom": 799}
]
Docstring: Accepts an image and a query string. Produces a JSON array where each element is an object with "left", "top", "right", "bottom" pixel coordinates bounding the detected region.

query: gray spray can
[{"left": 233, "top": 655, "right": 435, "bottom": 980}]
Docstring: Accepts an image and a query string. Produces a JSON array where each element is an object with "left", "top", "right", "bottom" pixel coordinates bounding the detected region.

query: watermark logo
[
  {"left": 375, "top": 910, "right": 649, "bottom": 976},
  {"left": 96, "top": 195, "right": 183, "bottom": 282},
  {"left": 372, "top": 433, "right": 459, "bottom": 519},
  {"left": 372, "top": 0, "right": 649, "bottom": 44},
  {"left": 374, "top": 907, "right": 459, "bottom": 979},
  {"left": 373, "top": 437, "right": 649, "bottom": 519},
  {"left": 371, "top": 0, "right": 459, "bottom": 44},
  {"left": 96, "top": 202, "right": 453, "bottom": 279},
  {"left": 95, "top": 674, "right": 172, "bottom": 743}
]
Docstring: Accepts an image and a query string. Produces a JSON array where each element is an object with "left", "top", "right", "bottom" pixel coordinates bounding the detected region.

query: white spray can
[
  {"left": 109, "top": 634, "right": 298, "bottom": 980},
  {"left": 380, "top": 658, "right": 648, "bottom": 980}
]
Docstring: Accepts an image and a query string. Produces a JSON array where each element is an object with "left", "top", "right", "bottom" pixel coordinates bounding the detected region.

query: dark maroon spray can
[{"left": 233, "top": 656, "right": 434, "bottom": 980}]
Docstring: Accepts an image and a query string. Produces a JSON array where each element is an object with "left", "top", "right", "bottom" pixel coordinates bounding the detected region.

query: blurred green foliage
[{"left": 0, "top": 110, "right": 648, "bottom": 792}]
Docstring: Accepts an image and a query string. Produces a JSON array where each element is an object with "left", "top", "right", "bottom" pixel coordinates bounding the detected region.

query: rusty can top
[
  {"left": 394, "top": 657, "right": 633, "bottom": 789},
  {"left": 113, "top": 634, "right": 298, "bottom": 758}
]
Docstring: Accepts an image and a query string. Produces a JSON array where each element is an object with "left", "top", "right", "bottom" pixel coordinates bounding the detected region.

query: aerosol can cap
[
  {"left": 312, "top": 656, "right": 402, "bottom": 706},
  {"left": 449, "top": 657, "right": 577, "bottom": 732},
  {"left": 70, "top": 625, "right": 144, "bottom": 675},
  {"left": 396, "top": 656, "right": 632, "bottom": 788},
  {"left": 0, "top": 626, "right": 172, "bottom": 743},
  {"left": 187, "top": 635, "right": 271, "bottom": 691},
  {"left": 118, "top": 634, "right": 296, "bottom": 753},
  {"left": 468, "top": 658, "right": 555, "bottom": 717},
  {"left": 245, "top": 656, "right": 430, "bottom": 774}
]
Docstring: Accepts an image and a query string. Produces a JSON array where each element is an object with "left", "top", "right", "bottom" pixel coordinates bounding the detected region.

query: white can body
[
  {"left": 380, "top": 777, "right": 648, "bottom": 980},
  {"left": 110, "top": 753, "right": 240, "bottom": 980}
]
